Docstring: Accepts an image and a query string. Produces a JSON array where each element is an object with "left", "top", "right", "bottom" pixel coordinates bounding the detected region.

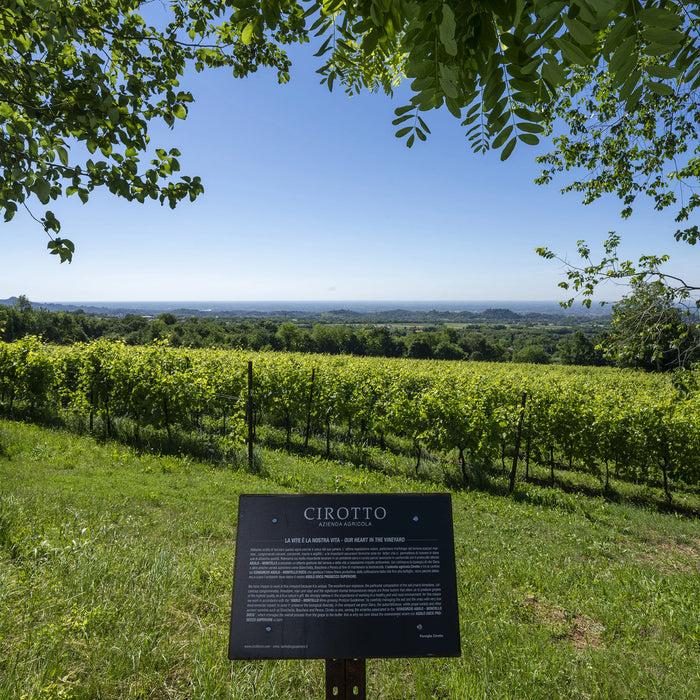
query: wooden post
[
  {"left": 247, "top": 361, "right": 254, "bottom": 469},
  {"left": 509, "top": 392, "right": 527, "bottom": 493},
  {"left": 325, "top": 659, "right": 366, "bottom": 700},
  {"left": 304, "top": 367, "right": 315, "bottom": 450}
]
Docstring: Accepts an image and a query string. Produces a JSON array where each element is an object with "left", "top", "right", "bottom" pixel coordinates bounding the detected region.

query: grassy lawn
[{"left": 1, "top": 419, "right": 699, "bottom": 699}]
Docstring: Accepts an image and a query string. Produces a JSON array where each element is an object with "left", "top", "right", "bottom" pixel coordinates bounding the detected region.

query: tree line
[
  {"left": 0, "top": 298, "right": 610, "bottom": 366},
  {"left": 3, "top": 290, "right": 698, "bottom": 371}
]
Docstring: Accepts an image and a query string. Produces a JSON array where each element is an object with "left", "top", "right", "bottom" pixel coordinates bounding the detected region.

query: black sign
[{"left": 228, "top": 493, "right": 460, "bottom": 659}]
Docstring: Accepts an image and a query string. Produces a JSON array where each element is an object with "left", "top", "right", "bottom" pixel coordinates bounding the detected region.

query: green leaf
[
  {"left": 440, "top": 76, "right": 458, "bottom": 99},
  {"left": 557, "top": 37, "right": 592, "bottom": 65},
  {"left": 542, "top": 58, "right": 566, "bottom": 87},
  {"left": 261, "top": 0, "right": 281, "bottom": 29},
  {"left": 489, "top": 104, "right": 510, "bottom": 133},
  {"left": 611, "top": 48, "right": 638, "bottom": 88},
  {"left": 394, "top": 104, "right": 414, "bottom": 117},
  {"left": 241, "top": 22, "right": 255, "bottom": 45},
  {"left": 464, "top": 124, "right": 482, "bottom": 138},
  {"left": 173, "top": 104, "right": 187, "bottom": 120},
  {"left": 647, "top": 80, "right": 674, "bottom": 96},
  {"left": 492, "top": 125, "right": 513, "bottom": 150},
  {"left": 515, "top": 121, "right": 544, "bottom": 134},
  {"left": 643, "top": 43, "right": 678, "bottom": 57},
  {"left": 56, "top": 146, "right": 69, "bottom": 167},
  {"left": 47, "top": 237, "right": 75, "bottom": 263},
  {"left": 395, "top": 126, "right": 412, "bottom": 138},
  {"left": 33, "top": 179, "right": 51, "bottom": 205},
  {"left": 610, "top": 35, "right": 636, "bottom": 73},
  {"left": 563, "top": 17, "right": 595, "bottom": 46},
  {"left": 641, "top": 28, "right": 685, "bottom": 46},
  {"left": 439, "top": 5, "right": 458, "bottom": 57},
  {"left": 313, "top": 35, "right": 332, "bottom": 57},
  {"left": 445, "top": 98, "right": 461, "bottom": 119},
  {"left": 619, "top": 69, "right": 641, "bottom": 104},
  {"left": 518, "top": 133, "right": 540, "bottom": 145},
  {"left": 483, "top": 80, "right": 506, "bottom": 112},
  {"left": 603, "top": 17, "right": 633, "bottom": 58},
  {"left": 42, "top": 210, "right": 60, "bottom": 234},
  {"left": 439, "top": 64, "right": 458, "bottom": 98},
  {"left": 510, "top": 91, "right": 538, "bottom": 107},
  {"left": 500, "top": 137, "right": 517, "bottom": 161},
  {"left": 514, "top": 106, "right": 543, "bottom": 122},
  {"left": 638, "top": 8, "right": 684, "bottom": 30},
  {"left": 392, "top": 113, "right": 413, "bottom": 125},
  {"left": 645, "top": 63, "right": 680, "bottom": 80}
]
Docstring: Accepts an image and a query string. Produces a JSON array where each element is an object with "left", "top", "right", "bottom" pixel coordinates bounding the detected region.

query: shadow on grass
[
  {"left": 0, "top": 405, "right": 263, "bottom": 475},
  {"left": 507, "top": 466, "right": 699, "bottom": 519},
  {"left": 3, "top": 406, "right": 699, "bottom": 518}
]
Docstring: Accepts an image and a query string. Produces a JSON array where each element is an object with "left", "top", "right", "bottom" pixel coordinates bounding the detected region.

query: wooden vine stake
[
  {"left": 304, "top": 367, "right": 315, "bottom": 450},
  {"left": 247, "top": 360, "right": 254, "bottom": 469},
  {"left": 509, "top": 392, "right": 527, "bottom": 493}
]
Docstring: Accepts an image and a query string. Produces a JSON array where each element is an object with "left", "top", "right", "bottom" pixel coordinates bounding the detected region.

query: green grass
[{"left": 1, "top": 419, "right": 699, "bottom": 699}]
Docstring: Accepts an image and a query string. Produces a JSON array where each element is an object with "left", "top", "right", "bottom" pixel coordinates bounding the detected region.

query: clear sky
[{"left": 3, "top": 42, "right": 697, "bottom": 304}]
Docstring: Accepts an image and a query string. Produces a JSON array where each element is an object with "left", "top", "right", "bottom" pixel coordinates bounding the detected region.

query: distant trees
[
  {"left": 512, "top": 345, "right": 551, "bottom": 365},
  {"left": 406, "top": 337, "right": 433, "bottom": 359},
  {"left": 434, "top": 342, "right": 465, "bottom": 361},
  {"left": 275, "top": 322, "right": 310, "bottom": 352},
  {"left": 558, "top": 331, "right": 605, "bottom": 367},
  {"left": 460, "top": 331, "right": 504, "bottom": 361},
  {"left": 0, "top": 298, "right": 101, "bottom": 343},
  {"left": 22, "top": 302, "right": 700, "bottom": 371}
]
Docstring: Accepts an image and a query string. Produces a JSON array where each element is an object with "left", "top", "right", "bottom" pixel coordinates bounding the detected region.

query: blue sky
[{"left": 3, "top": 42, "right": 697, "bottom": 304}]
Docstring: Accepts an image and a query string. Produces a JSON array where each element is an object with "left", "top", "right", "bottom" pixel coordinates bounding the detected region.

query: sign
[{"left": 228, "top": 493, "right": 460, "bottom": 659}]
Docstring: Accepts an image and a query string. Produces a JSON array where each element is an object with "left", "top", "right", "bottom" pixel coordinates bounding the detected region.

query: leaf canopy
[{"left": 4, "top": 1, "right": 700, "bottom": 261}]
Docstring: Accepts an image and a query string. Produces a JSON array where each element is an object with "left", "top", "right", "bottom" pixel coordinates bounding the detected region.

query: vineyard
[{"left": 1, "top": 337, "right": 699, "bottom": 497}]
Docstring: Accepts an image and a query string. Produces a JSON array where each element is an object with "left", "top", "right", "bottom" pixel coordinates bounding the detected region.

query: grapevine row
[{"left": 1, "top": 337, "right": 698, "bottom": 493}]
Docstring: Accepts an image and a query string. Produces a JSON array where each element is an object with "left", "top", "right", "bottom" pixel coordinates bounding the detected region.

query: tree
[
  {"left": 434, "top": 341, "right": 465, "bottom": 361},
  {"left": 5, "top": 1, "right": 700, "bottom": 262},
  {"left": 531, "top": 6, "right": 700, "bottom": 312},
  {"left": 600, "top": 278, "right": 700, "bottom": 371},
  {"left": 157, "top": 313, "right": 178, "bottom": 326},
  {"left": 276, "top": 321, "right": 311, "bottom": 351},
  {"left": 538, "top": 233, "right": 700, "bottom": 371},
  {"left": 362, "top": 326, "right": 401, "bottom": 357},
  {"left": 1, "top": 0, "right": 306, "bottom": 261},
  {"left": 558, "top": 330, "right": 604, "bottom": 366},
  {"left": 512, "top": 344, "right": 550, "bottom": 364},
  {"left": 537, "top": 60, "right": 700, "bottom": 244},
  {"left": 406, "top": 336, "right": 433, "bottom": 359}
]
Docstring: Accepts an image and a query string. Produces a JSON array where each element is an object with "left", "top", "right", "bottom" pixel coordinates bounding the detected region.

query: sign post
[
  {"left": 325, "top": 658, "right": 366, "bottom": 700},
  {"left": 228, "top": 494, "right": 460, "bottom": 695}
]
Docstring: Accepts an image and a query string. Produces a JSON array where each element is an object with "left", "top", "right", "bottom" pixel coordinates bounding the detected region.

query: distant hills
[
  {"left": 0, "top": 297, "right": 152, "bottom": 317},
  {"left": 0, "top": 297, "right": 610, "bottom": 324}
]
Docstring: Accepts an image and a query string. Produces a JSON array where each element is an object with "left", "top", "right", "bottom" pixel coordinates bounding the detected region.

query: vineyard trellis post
[
  {"left": 247, "top": 360, "right": 254, "bottom": 469},
  {"left": 304, "top": 367, "right": 315, "bottom": 450},
  {"left": 509, "top": 392, "right": 527, "bottom": 494}
]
